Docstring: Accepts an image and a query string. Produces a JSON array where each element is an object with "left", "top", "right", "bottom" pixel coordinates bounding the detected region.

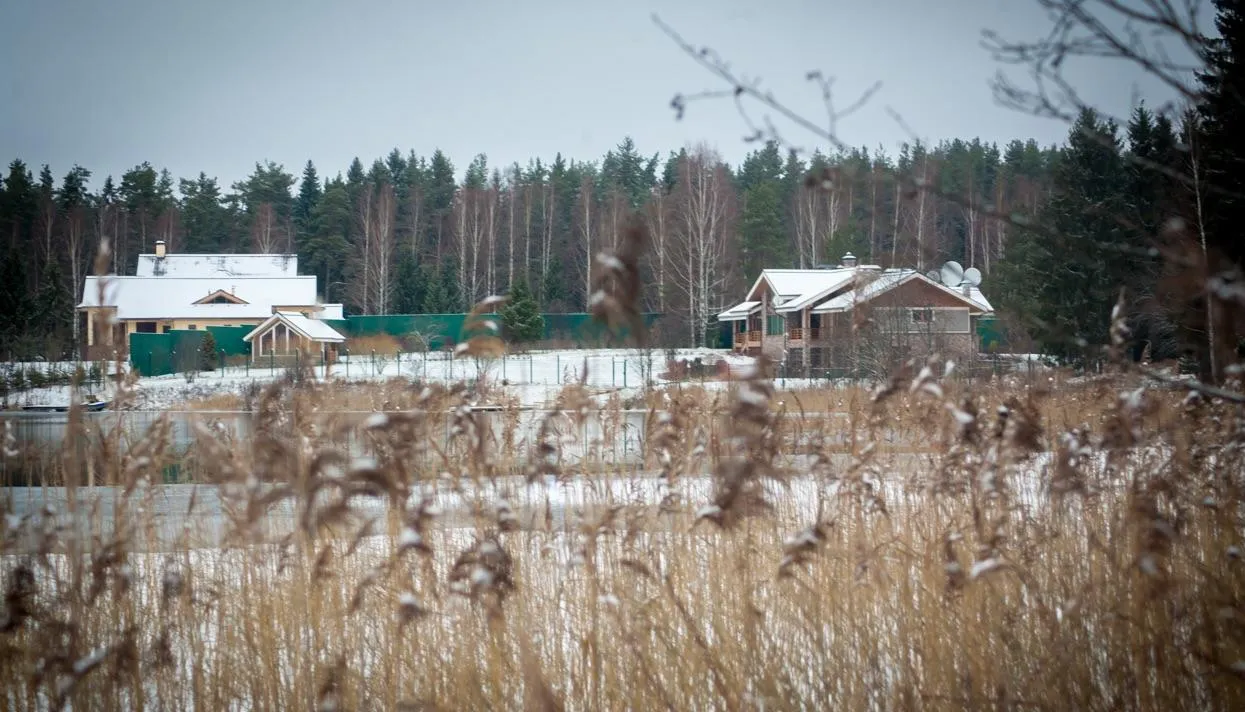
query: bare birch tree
[
  {"left": 369, "top": 182, "right": 396, "bottom": 314},
  {"left": 645, "top": 185, "right": 671, "bottom": 313},
  {"left": 355, "top": 183, "right": 375, "bottom": 314},
  {"left": 252, "top": 203, "right": 281, "bottom": 255},
  {"left": 671, "top": 144, "right": 735, "bottom": 346},
  {"left": 576, "top": 172, "right": 597, "bottom": 310}
]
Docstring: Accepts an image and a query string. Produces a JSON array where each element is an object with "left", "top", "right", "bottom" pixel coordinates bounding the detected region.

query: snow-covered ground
[{"left": 4, "top": 348, "right": 848, "bottom": 411}]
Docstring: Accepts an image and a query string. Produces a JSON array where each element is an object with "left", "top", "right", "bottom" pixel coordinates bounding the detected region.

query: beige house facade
[{"left": 77, "top": 241, "right": 343, "bottom": 360}]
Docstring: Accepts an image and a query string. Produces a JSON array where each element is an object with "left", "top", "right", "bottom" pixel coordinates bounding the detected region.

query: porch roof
[
  {"left": 716, "top": 300, "right": 761, "bottom": 321},
  {"left": 243, "top": 311, "right": 346, "bottom": 344}
]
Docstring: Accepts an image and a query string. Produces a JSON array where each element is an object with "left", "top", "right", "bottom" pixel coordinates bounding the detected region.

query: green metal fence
[
  {"left": 129, "top": 312, "right": 665, "bottom": 377},
  {"left": 130, "top": 325, "right": 254, "bottom": 377}
]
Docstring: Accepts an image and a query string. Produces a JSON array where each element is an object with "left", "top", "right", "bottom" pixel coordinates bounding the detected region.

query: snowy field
[{"left": 3, "top": 348, "right": 849, "bottom": 411}]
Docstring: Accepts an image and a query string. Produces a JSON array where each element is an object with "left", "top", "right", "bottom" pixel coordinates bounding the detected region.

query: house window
[
  {"left": 135, "top": 321, "right": 157, "bottom": 333},
  {"left": 187, "top": 324, "right": 198, "bottom": 330},
  {"left": 161, "top": 325, "right": 171, "bottom": 333},
  {"left": 911, "top": 308, "right": 932, "bottom": 324},
  {"left": 766, "top": 315, "right": 785, "bottom": 336}
]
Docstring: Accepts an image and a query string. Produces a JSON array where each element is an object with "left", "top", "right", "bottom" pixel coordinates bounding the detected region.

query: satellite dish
[
  {"left": 925, "top": 269, "right": 942, "bottom": 284},
  {"left": 963, "top": 267, "right": 982, "bottom": 287},
  {"left": 939, "top": 261, "right": 964, "bottom": 287}
]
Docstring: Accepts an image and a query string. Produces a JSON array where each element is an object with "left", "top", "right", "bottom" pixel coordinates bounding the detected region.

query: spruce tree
[
  {"left": 996, "top": 109, "right": 1129, "bottom": 364},
  {"left": 500, "top": 279, "right": 544, "bottom": 345},
  {"left": 198, "top": 330, "right": 218, "bottom": 371},
  {"left": 393, "top": 253, "right": 425, "bottom": 314},
  {"left": 1196, "top": 0, "right": 1245, "bottom": 370}
]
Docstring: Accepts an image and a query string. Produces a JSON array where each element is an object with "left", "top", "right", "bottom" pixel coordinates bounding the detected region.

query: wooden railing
[{"left": 786, "top": 327, "right": 822, "bottom": 341}]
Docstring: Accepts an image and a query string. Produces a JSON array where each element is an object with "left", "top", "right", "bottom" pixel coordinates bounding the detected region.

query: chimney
[
  {"left": 840, "top": 252, "right": 857, "bottom": 268},
  {"left": 155, "top": 240, "right": 166, "bottom": 258}
]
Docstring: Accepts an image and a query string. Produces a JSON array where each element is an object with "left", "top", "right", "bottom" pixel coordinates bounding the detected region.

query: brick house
[{"left": 717, "top": 254, "right": 994, "bottom": 376}]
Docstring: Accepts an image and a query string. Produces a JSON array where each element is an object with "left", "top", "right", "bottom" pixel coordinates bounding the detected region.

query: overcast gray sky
[{"left": 0, "top": 0, "right": 1194, "bottom": 189}]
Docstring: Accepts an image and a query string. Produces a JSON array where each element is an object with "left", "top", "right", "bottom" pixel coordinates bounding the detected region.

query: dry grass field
[{"left": 1, "top": 353, "right": 1243, "bottom": 711}]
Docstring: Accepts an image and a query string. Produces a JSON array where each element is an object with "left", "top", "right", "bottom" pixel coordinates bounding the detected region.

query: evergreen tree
[
  {"left": 179, "top": 173, "right": 231, "bottom": 252},
  {"left": 35, "top": 258, "right": 71, "bottom": 341},
  {"left": 500, "top": 279, "right": 544, "bottom": 344},
  {"left": 1197, "top": 0, "right": 1245, "bottom": 269},
  {"left": 1196, "top": 0, "right": 1245, "bottom": 370},
  {"left": 293, "top": 160, "right": 322, "bottom": 244},
  {"left": 739, "top": 181, "right": 787, "bottom": 279},
  {"left": 392, "top": 253, "right": 426, "bottom": 314},
  {"left": 198, "top": 330, "right": 218, "bottom": 371},
  {"left": 426, "top": 150, "right": 457, "bottom": 253},
  {"left": 306, "top": 177, "right": 352, "bottom": 301},
  {"left": 996, "top": 109, "right": 1130, "bottom": 364},
  {"left": 421, "top": 262, "right": 464, "bottom": 313},
  {"left": 0, "top": 250, "right": 33, "bottom": 349}
]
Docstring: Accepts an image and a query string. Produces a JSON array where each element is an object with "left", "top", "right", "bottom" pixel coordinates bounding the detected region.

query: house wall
[
  {"left": 880, "top": 278, "right": 979, "bottom": 310},
  {"left": 125, "top": 318, "right": 265, "bottom": 336},
  {"left": 871, "top": 306, "right": 971, "bottom": 334}
]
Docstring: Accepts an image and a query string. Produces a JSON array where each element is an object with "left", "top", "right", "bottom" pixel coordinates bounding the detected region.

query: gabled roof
[
  {"left": 746, "top": 269, "right": 846, "bottom": 301},
  {"left": 78, "top": 276, "right": 319, "bottom": 320},
  {"left": 193, "top": 289, "right": 249, "bottom": 305},
  {"left": 721, "top": 266, "right": 994, "bottom": 323},
  {"left": 812, "top": 270, "right": 992, "bottom": 314},
  {"left": 244, "top": 311, "right": 346, "bottom": 344},
  {"left": 136, "top": 253, "right": 298, "bottom": 278}
]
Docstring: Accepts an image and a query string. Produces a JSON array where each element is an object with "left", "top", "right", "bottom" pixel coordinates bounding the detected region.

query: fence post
[
  {"left": 171, "top": 350, "right": 177, "bottom": 376},
  {"left": 612, "top": 358, "right": 616, "bottom": 387},
  {"left": 529, "top": 354, "right": 533, "bottom": 383},
  {"left": 556, "top": 354, "right": 560, "bottom": 385},
  {"left": 220, "top": 350, "right": 225, "bottom": 378},
  {"left": 270, "top": 352, "right": 274, "bottom": 376},
  {"left": 371, "top": 350, "right": 376, "bottom": 377},
  {"left": 502, "top": 354, "right": 507, "bottom": 382},
  {"left": 623, "top": 361, "right": 627, "bottom": 389}
]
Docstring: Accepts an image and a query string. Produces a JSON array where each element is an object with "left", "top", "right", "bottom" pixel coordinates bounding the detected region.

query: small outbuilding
[{"left": 244, "top": 311, "right": 346, "bottom": 374}]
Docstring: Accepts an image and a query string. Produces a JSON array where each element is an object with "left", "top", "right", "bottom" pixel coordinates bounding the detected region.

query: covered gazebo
[{"left": 243, "top": 311, "right": 346, "bottom": 374}]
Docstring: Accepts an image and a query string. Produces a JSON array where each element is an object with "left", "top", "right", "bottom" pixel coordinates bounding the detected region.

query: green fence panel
[
  {"left": 976, "top": 316, "right": 1004, "bottom": 353},
  {"left": 129, "top": 330, "right": 208, "bottom": 376},
  {"left": 129, "top": 333, "right": 173, "bottom": 377},
  {"left": 205, "top": 325, "right": 252, "bottom": 357}
]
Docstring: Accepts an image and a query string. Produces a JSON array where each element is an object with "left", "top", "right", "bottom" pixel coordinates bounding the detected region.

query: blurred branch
[
  {"left": 652, "top": 12, "right": 1186, "bottom": 269},
  {"left": 983, "top": 0, "right": 1209, "bottom": 124}
]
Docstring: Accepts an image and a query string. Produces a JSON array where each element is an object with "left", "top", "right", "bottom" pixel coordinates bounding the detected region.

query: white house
[{"left": 78, "top": 240, "right": 343, "bottom": 359}]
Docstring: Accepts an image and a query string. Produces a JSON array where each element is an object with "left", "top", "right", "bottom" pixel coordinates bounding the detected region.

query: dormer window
[{"left": 193, "top": 289, "right": 248, "bottom": 305}]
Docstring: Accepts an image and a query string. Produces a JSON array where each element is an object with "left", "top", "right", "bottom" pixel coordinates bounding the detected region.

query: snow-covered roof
[
  {"left": 812, "top": 269, "right": 993, "bottom": 314},
  {"left": 772, "top": 270, "right": 856, "bottom": 313},
  {"left": 319, "top": 303, "right": 345, "bottom": 320},
  {"left": 716, "top": 301, "right": 760, "bottom": 321},
  {"left": 244, "top": 312, "right": 346, "bottom": 344},
  {"left": 135, "top": 253, "right": 298, "bottom": 278},
  {"left": 78, "top": 276, "right": 320, "bottom": 320},
  {"left": 748, "top": 269, "right": 853, "bottom": 302},
  {"left": 722, "top": 266, "right": 994, "bottom": 322}
]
